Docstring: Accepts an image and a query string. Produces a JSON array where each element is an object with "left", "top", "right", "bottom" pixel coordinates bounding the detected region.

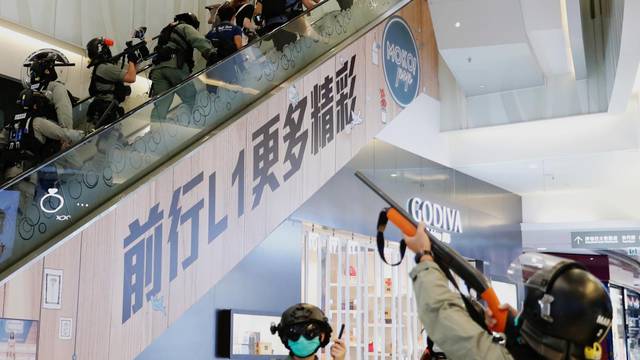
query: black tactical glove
[
  {"left": 127, "top": 50, "right": 139, "bottom": 65},
  {"left": 253, "top": 14, "right": 264, "bottom": 27}
]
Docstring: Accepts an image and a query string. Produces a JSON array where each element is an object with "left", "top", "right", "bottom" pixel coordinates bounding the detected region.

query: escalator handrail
[{"left": 0, "top": 0, "right": 334, "bottom": 191}]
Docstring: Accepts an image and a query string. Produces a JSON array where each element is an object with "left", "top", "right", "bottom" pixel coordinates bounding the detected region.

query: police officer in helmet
[
  {"left": 405, "top": 222, "right": 613, "bottom": 360},
  {"left": 28, "top": 51, "right": 75, "bottom": 130},
  {"left": 271, "top": 304, "right": 346, "bottom": 360},
  {"left": 85, "top": 37, "right": 138, "bottom": 129},
  {"left": 150, "top": 12, "right": 215, "bottom": 121},
  {"left": 0, "top": 89, "right": 84, "bottom": 184}
]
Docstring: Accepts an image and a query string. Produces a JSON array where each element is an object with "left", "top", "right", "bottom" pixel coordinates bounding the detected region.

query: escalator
[{"left": 0, "top": 0, "right": 410, "bottom": 283}]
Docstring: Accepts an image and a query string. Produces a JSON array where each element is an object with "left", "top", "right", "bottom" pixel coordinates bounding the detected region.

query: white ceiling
[
  {"left": 454, "top": 149, "right": 640, "bottom": 195},
  {"left": 440, "top": 44, "right": 544, "bottom": 96},
  {"left": 429, "top": 0, "right": 584, "bottom": 96}
]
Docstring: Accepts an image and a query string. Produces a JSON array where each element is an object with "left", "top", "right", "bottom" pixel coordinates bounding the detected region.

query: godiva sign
[{"left": 407, "top": 197, "right": 464, "bottom": 234}]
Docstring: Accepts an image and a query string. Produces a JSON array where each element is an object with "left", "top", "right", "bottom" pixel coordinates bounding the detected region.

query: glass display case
[
  {"left": 610, "top": 285, "right": 628, "bottom": 360},
  {"left": 625, "top": 289, "right": 640, "bottom": 360}
]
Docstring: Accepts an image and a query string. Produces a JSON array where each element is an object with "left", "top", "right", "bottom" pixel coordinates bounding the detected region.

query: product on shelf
[
  {"left": 384, "top": 278, "right": 393, "bottom": 295},
  {"left": 257, "top": 342, "right": 272, "bottom": 355},
  {"left": 349, "top": 265, "right": 357, "bottom": 277}
]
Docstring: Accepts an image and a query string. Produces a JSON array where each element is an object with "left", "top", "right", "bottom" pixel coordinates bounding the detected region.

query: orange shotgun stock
[{"left": 355, "top": 171, "right": 508, "bottom": 333}]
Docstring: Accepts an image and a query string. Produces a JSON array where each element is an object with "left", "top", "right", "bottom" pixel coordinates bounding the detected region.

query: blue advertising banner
[{"left": 382, "top": 16, "right": 420, "bottom": 107}]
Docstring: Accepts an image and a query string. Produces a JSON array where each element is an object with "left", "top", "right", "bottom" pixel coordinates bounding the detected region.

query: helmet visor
[
  {"left": 21, "top": 49, "right": 71, "bottom": 89},
  {"left": 507, "top": 252, "right": 576, "bottom": 286}
]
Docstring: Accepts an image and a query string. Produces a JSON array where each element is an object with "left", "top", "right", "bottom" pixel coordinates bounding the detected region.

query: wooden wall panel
[
  {"left": 1, "top": 1, "right": 440, "bottom": 358},
  {"left": 108, "top": 173, "right": 166, "bottom": 360},
  {"left": 364, "top": 26, "right": 388, "bottom": 142},
  {"left": 301, "top": 60, "right": 338, "bottom": 201},
  {"left": 419, "top": 0, "right": 440, "bottom": 99},
  {"left": 243, "top": 101, "right": 270, "bottom": 254},
  {"left": 74, "top": 212, "right": 116, "bottom": 360},
  {"left": 4, "top": 259, "right": 42, "bottom": 320},
  {"left": 0, "top": 285, "right": 5, "bottom": 316},
  {"left": 38, "top": 234, "right": 82, "bottom": 360},
  {"left": 215, "top": 118, "right": 248, "bottom": 279},
  {"left": 264, "top": 89, "right": 298, "bottom": 234}
]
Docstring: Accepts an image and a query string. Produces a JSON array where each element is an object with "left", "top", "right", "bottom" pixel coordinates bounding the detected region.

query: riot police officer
[
  {"left": 0, "top": 89, "right": 84, "bottom": 185},
  {"left": 271, "top": 303, "right": 346, "bottom": 360},
  {"left": 86, "top": 37, "right": 138, "bottom": 129},
  {"left": 150, "top": 13, "right": 216, "bottom": 121},
  {"left": 28, "top": 52, "right": 75, "bottom": 130},
  {"left": 405, "top": 222, "right": 613, "bottom": 360}
]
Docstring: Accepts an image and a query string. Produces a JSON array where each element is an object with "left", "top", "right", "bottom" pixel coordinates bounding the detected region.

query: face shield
[
  {"left": 21, "top": 49, "right": 73, "bottom": 90},
  {"left": 507, "top": 252, "right": 583, "bottom": 291}
]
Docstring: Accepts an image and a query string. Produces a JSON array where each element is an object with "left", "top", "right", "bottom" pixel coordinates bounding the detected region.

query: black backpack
[
  {"left": 262, "top": 0, "right": 302, "bottom": 21},
  {"left": 153, "top": 23, "right": 195, "bottom": 71}
]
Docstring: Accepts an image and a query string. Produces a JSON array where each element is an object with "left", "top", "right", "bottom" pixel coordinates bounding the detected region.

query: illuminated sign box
[{"left": 217, "top": 310, "right": 288, "bottom": 359}]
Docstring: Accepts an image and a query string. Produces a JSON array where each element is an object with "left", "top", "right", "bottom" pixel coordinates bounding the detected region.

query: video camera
[{"left": 111, "top": 27, "right": 152, "bottom": 66}]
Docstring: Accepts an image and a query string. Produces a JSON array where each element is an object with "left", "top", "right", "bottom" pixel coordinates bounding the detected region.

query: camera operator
[
  {"left": 150, "top": 13, "right": 215, "bottom": 121},
  {"left": 405, "top": 222, "right": 613, "bottom": 360},
  {"left": 85, "top": 37, "right": 138, "bottom": 129}
]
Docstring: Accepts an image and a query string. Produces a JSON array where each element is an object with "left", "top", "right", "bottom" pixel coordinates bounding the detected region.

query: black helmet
[
  {"left": 16, "top": 89, "right": 49, "bottom": 113},
  {"left": 86, "top": 37, "right": 114, "bottom": 65},
  {"left": 515, "top": 254, "right": 612, "bottom": 359},
  {"left": 29, "top": 52, "right": 58, "bottom": 87},
  {"left": 271, "top": 303, "right": 332, "bottom": 349},
  {"left": 174, "top": 12, "right": 200, "bottom": 30}
]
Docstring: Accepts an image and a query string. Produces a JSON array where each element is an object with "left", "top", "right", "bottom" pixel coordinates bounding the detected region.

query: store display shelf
[
  {"left": 329, "top": 310, "right": 364, "bottom": 314},
  {"left": 303, "top": 225, "right": 425, "bottom": 360}
]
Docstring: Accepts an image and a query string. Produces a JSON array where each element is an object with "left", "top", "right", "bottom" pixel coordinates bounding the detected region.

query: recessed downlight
[{"left": 455, "top": 21, "right": 461, "bottom": 28}]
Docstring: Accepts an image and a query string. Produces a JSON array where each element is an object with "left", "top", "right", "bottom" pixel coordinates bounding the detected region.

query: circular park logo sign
[{"left": 382, "top": 16, "right": 420, "bottom": 108}]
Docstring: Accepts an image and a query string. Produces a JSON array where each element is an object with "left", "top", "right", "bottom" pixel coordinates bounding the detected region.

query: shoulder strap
[
  {"left": 90, "top": 64, "right": 117, "bottom": 97},
  {"left": 171, "top": 24, "right": 192, "bottom": 50},
  {"left": 376, "top": 231, "right": 406, "bottom": 266},
  {"left": 236, "top": 3, "right": 251, "bottom": 17}
]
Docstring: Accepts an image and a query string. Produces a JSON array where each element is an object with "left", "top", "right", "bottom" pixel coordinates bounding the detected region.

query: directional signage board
[{"left": 571, "top": 231, "right": 640, "bottom": 249}]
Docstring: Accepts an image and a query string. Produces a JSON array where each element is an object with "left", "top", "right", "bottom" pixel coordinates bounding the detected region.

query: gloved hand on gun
[{"left": 126, "top": 49, "right": 140, "bottom": 65}]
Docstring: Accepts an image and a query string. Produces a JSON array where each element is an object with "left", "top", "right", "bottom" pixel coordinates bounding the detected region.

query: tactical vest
[
  {"left": 4, "top": 112, "right": 60, "bottom": 164},
  {"left": 89, "top": 62, "right": 132, "bottom": 103}
]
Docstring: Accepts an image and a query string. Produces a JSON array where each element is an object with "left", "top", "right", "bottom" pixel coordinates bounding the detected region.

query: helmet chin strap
[{"left": 520, "top": 320, "right": 585, "bottom": 360}]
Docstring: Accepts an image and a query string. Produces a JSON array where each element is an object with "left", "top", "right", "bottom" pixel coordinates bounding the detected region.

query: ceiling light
[
  {"left": 479, "top": 85, "right": 486, "bottom": 89},
  {"left": 390, "top": 173, "right": 398, "bottom": 177},
  {"left": 537, "top": 247, "right": 547, "bottom": 251},
  {"left": 590, "top": 257, "right": 594, "bottom": 261},
  {"left": 455, "top": 22, "right": 461, "bottom": 28}
]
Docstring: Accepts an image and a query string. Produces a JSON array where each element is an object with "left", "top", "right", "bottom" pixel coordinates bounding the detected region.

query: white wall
[
  {"left": 0, "top": 17, "right": 90, "bottom": 98},
  {"left": 0, "top": 0, "right": 218, "bottom": 51},
  {"left": 375, "top": 93, "right": 451, "bottom": 167}
]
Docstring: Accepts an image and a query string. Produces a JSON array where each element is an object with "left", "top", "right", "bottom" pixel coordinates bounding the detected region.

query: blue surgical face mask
[{"left": 288, "top": 336, "right": 321, "bottom": 358}]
